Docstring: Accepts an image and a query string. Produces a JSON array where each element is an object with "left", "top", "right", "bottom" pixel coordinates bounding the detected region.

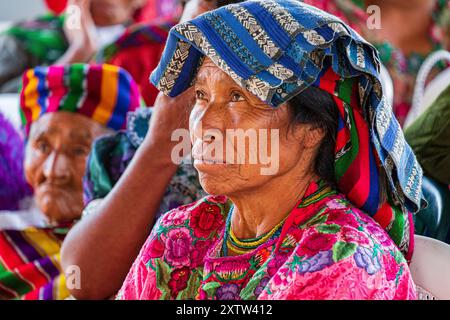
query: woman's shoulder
[
  {"left": 138, "top": 195, "right": 231, "bottom": 270},
  {"left": 299, "top": 195, "right": 402, "bottom": 253},
  {"left": 266, "top": 196, "right": 416, "bottom": 299},
  {"left": 281, "top": 195, "right": 416, "bottom": 298}
]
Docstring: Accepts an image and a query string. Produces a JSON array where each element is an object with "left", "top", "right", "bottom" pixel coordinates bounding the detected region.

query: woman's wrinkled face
[
  {"left": 90, "top": 0, "right": 144, "bottom": 26},
  {"left": 24, "top": 112, "right": 109, "bottom": 225},
  {"left": 190, "top": 58, "right": 320, "bottom": 196}
]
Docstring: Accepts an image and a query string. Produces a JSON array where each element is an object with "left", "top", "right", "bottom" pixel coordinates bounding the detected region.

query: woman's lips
[
  {"left": 192, "top": 154, "right": 239, "bottom": 171},
  {"left": 36, "top": 184, "right": 71, "bottom": 196},
  {"left": 193, "top": 158, "right": 227, "bottom": 165}
]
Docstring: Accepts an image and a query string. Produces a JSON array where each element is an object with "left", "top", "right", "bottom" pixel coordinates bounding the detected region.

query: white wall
[
  {"left": 0, "top": 0, "right": 47, "bottom": 22},
  {"left": 0, "top": 94, "right": 21, "bottom": 130}
]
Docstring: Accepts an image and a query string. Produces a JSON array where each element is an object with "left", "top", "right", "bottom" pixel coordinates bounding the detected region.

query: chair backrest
[
  {"left": 410, "top": 235, "right": 450, "bottom": 300},
  {"left": 380, "top": 63, "right": 394, "bottom": 108},
  {"left": 414, "top": 176, "right": 450, "bottom": 243},
  {"left": 405, "top": 50, "right": 450, "bottom": 128},
  {"left": 421, "top": 68, "right": 450, "bottom": 113}
]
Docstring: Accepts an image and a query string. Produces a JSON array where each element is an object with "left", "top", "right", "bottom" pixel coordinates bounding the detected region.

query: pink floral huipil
[{"left": 117, "top": 181, "right": 417, "bottom": 300}]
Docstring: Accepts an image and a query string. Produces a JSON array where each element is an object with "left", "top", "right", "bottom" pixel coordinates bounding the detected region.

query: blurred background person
[
  {"left": 404, "top": 85, "right": 450, "bottom": 186},
  {"left": 304, "top": 0, "right": 449, "bottom": 126},
  {"left": 0, "top": 0, "right": 181, "bottom": 105},
  {"left": 0, "top": 64, "right": 140, "bottom": 299}
]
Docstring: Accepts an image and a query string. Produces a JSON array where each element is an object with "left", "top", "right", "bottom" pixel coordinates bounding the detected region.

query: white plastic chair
[
  {"left": 410, "top": 235, "right": 450, "bottom": 300},
  {"left": 379, "top": 63, "right": 394, "bottom": 108},
  {"left": 404, "top": 50, "right": 450, "bottom": 128},
  {"left": 0, "top": 93, "right": 21, "bottom": 130}
]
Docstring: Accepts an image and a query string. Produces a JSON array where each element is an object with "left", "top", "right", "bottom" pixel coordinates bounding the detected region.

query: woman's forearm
[
  {"left": 60, "top": 94, "right": 190, "bottom": 299},
  {"left": 61, "top": 144, "right": 176, "bottom": 299}
]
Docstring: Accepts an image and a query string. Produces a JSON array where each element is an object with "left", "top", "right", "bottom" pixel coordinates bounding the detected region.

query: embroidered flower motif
[
  {"left": 267, "top": 252, "right": 289, "bottom": 277},
  {"left": 215, "top": 283, "right": 240, "bottom": 300},
  {"left": 162, "top": 208, "right": 189, "bottom": 227},
  {"left": 266, "top": 268, "right": 293, "bottom": 292},
  {"left": 340, "top": 225, "right": 371, "bottom": 246},
  {"left": 254, "top": 276, "right": 270, "bottom": 297},
  {"left": 190, "top": 240, "right": 211, "bottom": 268},
  {"left": 296, "top": 250, "right": 334, "bottom": 274},
  {"left": 296, "top": 232, "right": 337, "bottom": 257},
  {"left": 354, "top": 246, "right": 381, "bottom": 275},
  {"left": 189, "top": 202, "right": 224, "bottom": 238},
  {"left": 326, "top": 198, "right": 349, "bottom": 210},
  {"left": 254, "top": 247, "right": 272, "bottom": 266},
  {"left": 209, "top": 195, "right": 228, "bottom": 203},
  {"left": 146, "top": 236, "right": 165, "bottom": 259},
  {"left": 326, "top": 210, "right": 359, "bottom": 228},
  {"left": 288, "top": 228, "right": 305, "bottom": 243},
  {"left": 214, "top": 260, "right": 249, "bottom": 280},
  {"left": 383, "top": 253, "right": 400, "bottom": 281},
  {"left": 366, "top": 224, "right": 393, "bottom": 247},
  {"left": 168, "top": 267, "right": 191, "bottom": 297},
  {"left": 165, "top": 228, "right": 192, "bottom": 267}
]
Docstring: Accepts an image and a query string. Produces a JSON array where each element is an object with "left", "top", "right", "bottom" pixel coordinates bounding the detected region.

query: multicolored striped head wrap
[
  {"left": 20, "top": 64, "right": 141, "bottom": 135},
  {"left": 150, "top": 0, "right": 425, "bottom": 259}
]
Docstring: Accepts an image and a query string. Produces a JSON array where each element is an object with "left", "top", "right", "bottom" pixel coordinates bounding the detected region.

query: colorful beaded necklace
[{"left": 222, "top": 207, "right": 287, "bottom": 256}]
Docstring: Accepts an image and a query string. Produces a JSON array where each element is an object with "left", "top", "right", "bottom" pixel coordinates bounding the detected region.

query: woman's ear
[{"left": 302, "top": 125, "right": 326, "bottom": 149}]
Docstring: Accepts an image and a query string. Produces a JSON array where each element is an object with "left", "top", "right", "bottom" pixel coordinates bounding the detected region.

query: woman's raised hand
[{"left": 59, "top": 0, "right": 97, "bottom": 63}]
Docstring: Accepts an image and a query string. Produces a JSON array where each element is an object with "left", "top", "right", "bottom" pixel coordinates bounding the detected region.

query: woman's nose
[
  {"left": 42, "top": 151, "right": 71, "bottom": 185},
  {"left": 193, "top": 101, "right": 226, "bottom": 137}
]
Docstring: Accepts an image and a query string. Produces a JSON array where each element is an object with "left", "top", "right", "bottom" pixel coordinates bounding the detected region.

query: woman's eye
[
  {"left": 72, "top": 146, "right": 89, "bottom": 157},
  {"left": 36, "top": 141, "right": 50, "bottom": 154},
  {"left": 231, "top": 92, "right": 244, "bottom": 102},
  {"left": 195, "top": 90, "right": 206, "bottom": 100}
]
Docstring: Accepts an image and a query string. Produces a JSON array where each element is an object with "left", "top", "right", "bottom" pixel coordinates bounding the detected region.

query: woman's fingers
[{"left": 63, "top": 0, "right": 97, "bottom": 61}]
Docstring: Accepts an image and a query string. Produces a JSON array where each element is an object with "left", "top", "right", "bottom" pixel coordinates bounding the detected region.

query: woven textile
[{"left": 20, "top": 64, "right": 141, "bottom": 135}]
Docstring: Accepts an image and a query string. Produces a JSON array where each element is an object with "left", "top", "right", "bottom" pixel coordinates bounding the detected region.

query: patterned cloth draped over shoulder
[
  {"left": 0, "top": 227, "right": 70, "bottom": 300},
  {"left": 3, "top": 14, "right": 67, "bottom": 65}
]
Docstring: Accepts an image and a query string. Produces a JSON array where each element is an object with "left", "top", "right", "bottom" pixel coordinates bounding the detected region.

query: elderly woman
[
  {"left": 0, "top": 64, "right": 140, "bottom": 299},
  {"left": 117, "top": 0, "right": 424, "bottom": 300}
]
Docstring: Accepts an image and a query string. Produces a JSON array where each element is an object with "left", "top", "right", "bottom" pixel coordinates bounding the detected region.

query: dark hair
[
  {"left": 288, "top": 86, "right": 339, "bottom": 187},
  {"left": 181, "top": 0, "right": 243, "bottom": 8},
  {"left": 215, "top": 0, "right": 244, "bottom": 7}
]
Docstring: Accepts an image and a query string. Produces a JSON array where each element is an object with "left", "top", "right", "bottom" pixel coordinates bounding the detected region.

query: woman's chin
[
  {"left": 36, "top": 196, "right": 83, "bottom": 225},
  {"left": 197, "top": 174, "right": 232, "bottom": 196}
]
